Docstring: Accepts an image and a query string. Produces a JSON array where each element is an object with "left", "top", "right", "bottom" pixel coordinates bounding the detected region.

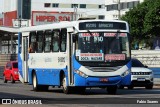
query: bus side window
[
  {"left": 44, "top": 30, "right": 52, "bottom": 52},
  {"left": 60, "top": 28, "right": 67, "bottom": 52},
  {"left": 37, "top": 31, "right": 44, "bottom": 53},
  {"left": 29, "top": 32, "right": 37, "bottom": 53},
  {"left": 52, "top": 30, "right": 60, "bottom": 52}
]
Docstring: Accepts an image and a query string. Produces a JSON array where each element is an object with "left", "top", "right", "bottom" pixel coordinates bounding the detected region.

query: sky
[{"left": 0, "top": 0, "right": 4, "bottom": 14}]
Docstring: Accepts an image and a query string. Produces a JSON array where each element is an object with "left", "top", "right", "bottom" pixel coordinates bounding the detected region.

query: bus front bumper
[{"left": 74, "top": 74, "right": 122, "bottom": 87}]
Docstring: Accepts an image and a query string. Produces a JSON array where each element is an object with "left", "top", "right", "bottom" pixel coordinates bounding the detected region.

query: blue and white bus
[{"left": 18, "top": 19, "right": 131, "bottom": 94}]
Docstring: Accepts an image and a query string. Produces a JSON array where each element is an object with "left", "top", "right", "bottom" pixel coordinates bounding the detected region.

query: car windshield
[
  {"left": 132, "top": 59, "right": 144, "bottom": 67},
  {"left": 13, "top": 62, "right": 18, "bottom": 68}
]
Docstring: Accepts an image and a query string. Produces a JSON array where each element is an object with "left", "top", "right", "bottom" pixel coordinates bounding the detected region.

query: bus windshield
[{"left": 75, "top": 32, "right": 130, "bottom": 66}]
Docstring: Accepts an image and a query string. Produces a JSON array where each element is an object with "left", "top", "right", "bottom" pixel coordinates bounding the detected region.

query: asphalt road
[{"left": 0, "top": 79, "right": 160, "bottom": 107}]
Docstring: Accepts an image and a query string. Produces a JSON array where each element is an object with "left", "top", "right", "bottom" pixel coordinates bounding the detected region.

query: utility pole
[
  {"left": 118, "top": 0, "right": 121, "bottom": 20},
  {"left": 74, "top": 6, "right": 78, "bottom": 21}
]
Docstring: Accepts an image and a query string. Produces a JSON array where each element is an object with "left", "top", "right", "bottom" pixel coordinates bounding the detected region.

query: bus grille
[{"left": 85, "top": 66, "right": 122, "bottom": 72}]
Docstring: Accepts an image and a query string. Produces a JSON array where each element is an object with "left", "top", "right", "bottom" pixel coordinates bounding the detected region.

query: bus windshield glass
[{"left": 75, "top": 32, "right": 130, "bottom": 66}]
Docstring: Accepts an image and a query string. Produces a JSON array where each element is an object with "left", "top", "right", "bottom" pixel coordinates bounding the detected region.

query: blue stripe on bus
[
  {"left": 28, "top": 68, "right": 67, "bottom": 86},
  {"left": 18, "top": 33, "right": 23, "bottom": 79},
  {"left": 126, "top": 60, "right": 132, "bottom": 69},
  {"left": 73, "top": 56, "right": 81, "bottom": 69}
]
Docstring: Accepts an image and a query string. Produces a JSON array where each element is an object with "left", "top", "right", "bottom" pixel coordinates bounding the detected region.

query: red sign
[
  {"left": 105, "top": 54, "right": 125, "bottom": 61},
  {"left": 104, "top": 33, "right": 127, "bottom": 37},
  {"left": 32, "top": 11, "right": 73, "bottom": 26},
  {"left": 80, "top": 33, "right": 99, "bottom": 37},
  {"left": 36, "top": 15, "right": 71, "bottom": 22}
]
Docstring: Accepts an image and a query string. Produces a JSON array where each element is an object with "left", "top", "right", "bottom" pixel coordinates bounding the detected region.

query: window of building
[
  {"left": 52, "top": 30, "right": 60, "bottom": 52},
  {"left": 99, "top": 5, "right": 105, "bottom": 9},
  {"left": 98, "top": 15, "right": 105, "bottom": 19},
  {"left": 71, "top": 4, "right": 78, "bottom": 8},
  {"left": 60, "top": 29, "right": 67, "bottom": 52},
  {"left": 127, "top": 2, "right": 134, "bottom": 8},
  {"left": 106, "top": 4, "right": 118, "bottom": 11},
  {"left": 112, "top": 4, "right": 118, "bottom": 10},
  {"left": 29, "top": 32, "right": 37, "bottom": 53},
  {"left": 120, "top": 2, "right": 127, "bottom": 10},
  {"left": 99, "top": 5, "right": 102, "bottom": 9},
  {"left": 80, "top": 4, "right": 86, "bottom": 8},
  {"left": 44, "top": 31, "right": 52, "bottom": 52},
  {"left": 44, "top": 3, "right": 51, "bottom": 7},
  {"left": 36, "top": 31, "right": 44, "bottom": 53},
  {"left": 52, "top": 3, "right": 59, "bottom": 8},
  {"left": 133, "top": 1, "right": 140, "bottom": 7},
  {"left": 106, "top": 5, "right": 112, "bottom": 11}
]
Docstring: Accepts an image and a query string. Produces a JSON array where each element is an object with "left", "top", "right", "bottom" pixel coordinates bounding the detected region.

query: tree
[
  {"left": 144, "top": 0, "right": 160, "bottom": 37},
  {"left": 121, "top": 0, "right": 160, "bottom": 49}
]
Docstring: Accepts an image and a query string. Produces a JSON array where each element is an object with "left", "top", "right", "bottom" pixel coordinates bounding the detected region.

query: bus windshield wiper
[{"left": 87, "top": 30, "right": 94, "bottom": 37}]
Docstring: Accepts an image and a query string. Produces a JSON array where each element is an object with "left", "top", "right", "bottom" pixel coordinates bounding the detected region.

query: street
[{"left": 0, "top": 79, "right": 160, "bottom": 107}]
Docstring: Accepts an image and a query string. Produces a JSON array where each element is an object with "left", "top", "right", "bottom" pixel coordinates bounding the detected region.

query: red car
[{"left": 3, "top": 61, "right": 19, "bottom": 83}]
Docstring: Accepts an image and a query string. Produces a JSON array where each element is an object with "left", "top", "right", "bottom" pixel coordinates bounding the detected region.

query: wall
[
  {"left": 4, "top": 11, "right": 17, "bottom": 27},
  {"left": 31, "top": 0, "right": 106, "bottom": 18},
  {"left": 131, "top": 50, "right": 160, "bottom": 67}
]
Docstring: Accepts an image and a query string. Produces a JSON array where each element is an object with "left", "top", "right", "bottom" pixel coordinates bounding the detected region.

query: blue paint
[
  {"left": 74, "top": 73, "right": 122, "bottom": 86},
  {"left": 120, "top": 73, "right": 131, "bottom": 85},
  {"left": 149, "top": 68, "right": 160, "bottom": 78},
  {"left": 28, "top": 68, "right": 67, "bottom": 86},
  {"left": 18, "top": 33, "right": 23, "bottom": 78},
  {"left": 126, "top": 60, "right": 132, "bottom": 69},
  {"left": 73, "top": 56, "right": 81, "bottom": 70}
]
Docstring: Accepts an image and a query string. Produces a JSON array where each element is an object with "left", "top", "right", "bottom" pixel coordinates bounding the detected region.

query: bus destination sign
[{"left": 79, "top": 22, "right": 126, "bottom": 30}]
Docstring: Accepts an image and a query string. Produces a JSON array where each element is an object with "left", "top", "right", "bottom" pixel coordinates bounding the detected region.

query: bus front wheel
[{"left": 62, "top": 75, "right": 71, "bottom": 94}]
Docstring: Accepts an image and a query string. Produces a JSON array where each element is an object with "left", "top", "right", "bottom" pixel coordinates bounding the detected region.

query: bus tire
[
  {"left": 62, "top": 75, "right": 71, "bottom": 94},
  {"left": 107, "top": 86, "right": 117, "bottom": 95},
  {"left": 32, "top": 72, "right": 41, "bottom": 91}
]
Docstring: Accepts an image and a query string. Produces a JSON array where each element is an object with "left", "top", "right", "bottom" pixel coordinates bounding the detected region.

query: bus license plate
[
  {"left": 100, "top": 78, "right": 108, "bottom": 82},
  {"left": 137, "top": 78, "right": 145, "bottom": 81}
]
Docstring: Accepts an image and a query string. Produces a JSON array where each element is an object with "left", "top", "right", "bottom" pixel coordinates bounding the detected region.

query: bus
[{"left": 18, "top": 19, "right": 131, "bottom": 94}]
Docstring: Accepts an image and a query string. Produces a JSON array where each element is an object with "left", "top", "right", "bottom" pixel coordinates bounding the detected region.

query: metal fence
[{"left": 0, "top": 66, "right": 4, "bottom": 79}]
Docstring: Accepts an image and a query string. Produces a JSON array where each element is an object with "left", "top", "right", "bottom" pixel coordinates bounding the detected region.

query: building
[
  {"left": 105, "top": 0, "right": 144, "bottom": 19},
  {"left": 0, "top": 0, "right": 143, "bottom": 54},
  {"left": 0, "top": 0, "right": 145, "bottom": 27},
  {"left": 0, "top": 0, "right": 106, "bottom": 27}
]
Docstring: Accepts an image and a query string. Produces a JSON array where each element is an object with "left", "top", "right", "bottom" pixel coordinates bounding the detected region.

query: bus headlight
[
  {"left": 121, "top": 70, "right": 129, "bottom": 77},
  {"left": 75, "top": 70, "right": 88, "bottom": 78}
]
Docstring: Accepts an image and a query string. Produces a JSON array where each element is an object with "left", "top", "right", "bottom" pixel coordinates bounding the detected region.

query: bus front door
[
  {"left": 67, "top": 33, "right": 75, "bottom": 86},
  {"left": 22, "top": 33, "right": 29, "bottom": 83}
]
